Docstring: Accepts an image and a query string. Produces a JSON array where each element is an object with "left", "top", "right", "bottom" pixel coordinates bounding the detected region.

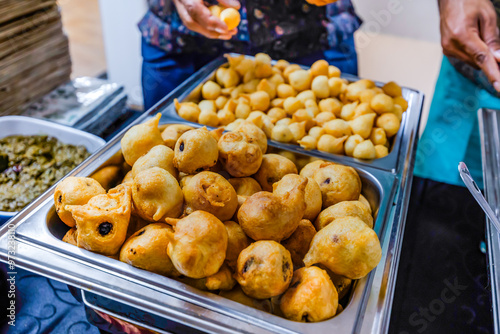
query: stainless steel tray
[
  {"left": 159, "top": 54, "right": 424, "bottom": 173},
  {"left": 0, "top": 68, "right": 423, "bottom": 333},
  {"left": 478, "top": 108, "right": 500, "bottom": 334}
]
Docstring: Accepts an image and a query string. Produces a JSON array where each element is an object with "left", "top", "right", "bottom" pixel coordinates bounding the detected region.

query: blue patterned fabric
[{"left": 139, "top": 0, "right": 361, "bottom": 58}]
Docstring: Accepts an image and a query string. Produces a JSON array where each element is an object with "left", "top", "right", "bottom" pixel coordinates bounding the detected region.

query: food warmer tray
[
  {"left": 479, "top": 108, "right": 500, "bottom": 334},
  {"left": 0, "top": 57, "right": 424, "bottom": 334}
]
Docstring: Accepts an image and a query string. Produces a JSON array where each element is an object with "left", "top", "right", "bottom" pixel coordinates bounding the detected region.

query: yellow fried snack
[
  {"left": 313, "top": 163, "right": 361, "bottom": 208},
  {"left": 233, "top": 121, "right": 268, "bottom": 154},
  {"left": 353, "top": 140, "right": 377, "bottom": 160},
  {"left": 376, "top": 113, "right": 400, "bottom": 138},
  {"left": 205, "top": 263, "right": 237, "bottom": 291},
  {"left": 218, "top": 131, "right": 263, "bottom": 177},
  {"left": 344, "top": 134, "right": 364, "bottom": 157},
  {"left": 281, "top": 219, "right": 317, "bottom": 268},
  {"left": 299, "top": 160, "right": 327, "bottom": 179},
  {"left": 54, "top": 177, "right": 106, "bottom": 227},
  {"left": 317, "top": 134, "right": 347, "bottom": 155},
  {"left": 131, "top": 145, "right": 177, "bottom": 179},
  {"left": 173, "top": 127, "right": 219, "bottom": 174},
  {"left": 253, "top": 154, "right": 298, "bottom": 191},
  {"left": 121, "top": 113, "right": 164, "bottom": 166},
  {"left": 280, "top": 266, "right": 338, "bottom": 322},
  {"left": 166, "top": 211, "right": 228, "bottom": 278},
  {"left": 228, "top": 177, "right": 262, "bottom": 196},
  {"left": 315, "top": 200, "right": 373, "bottom": 230},
  {"left": 303, "top": 216, "right": 382, "bottom": 279},
  {"left": 183, "top": 171, "right": 238, "bottom": 221},
  {"left": 66, "top": 184, "right": 132, "bottom": 255},
  {"left": 62, "top": 227, "right": 78, "bottom": 246},
  {"left": 119, "top": 223, "right": 179, "bottom": 277},
  {"left": 219, "top": 285, "right": 273, "bottom": 312},
  {"left": 132, "top": 167, "right": 183, "bottom": 222},
  {"left": 235, "top": 240, "right": 293, "bottom": 299},
  {"left": 238, "top": 174, "right": 307, "bottom": 241},
  {"left": 224, "top": 220, "right": 251, "bottom": 270},
  {"left": 161, "top": 124, "right": 194, "bottom": 149},
  {"left": 90, "top": 166, "right": 122, "bottom": 191}
]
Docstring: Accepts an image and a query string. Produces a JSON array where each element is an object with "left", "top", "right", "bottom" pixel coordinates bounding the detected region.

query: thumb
[{"left": 218, "top": 0, "right": 241, "bottom": 9}]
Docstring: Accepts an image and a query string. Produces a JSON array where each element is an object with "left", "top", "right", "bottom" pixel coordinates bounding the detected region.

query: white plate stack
[{"left": 0, "top": 0, "right": 71, "bottom": 116}]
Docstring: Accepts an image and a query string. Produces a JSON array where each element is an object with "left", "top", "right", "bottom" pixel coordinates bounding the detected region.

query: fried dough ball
[
  {"left": 280, "top": 266, "right": 338, "bottom": 322},
  {"left": 161, "top": 124, "right": 194, "bottom": 149},
  {"left": 66, "top": 184, "right": 132, "bottom": 255},
  {"left": 267, "top": 107, "right": 287, "bottom": 122},
  {"left": 353, "top": 140, "right": 377, "bottom": 160},
  {"left": 289, "top": 70, "right": 312, "bottom": 92},
  {"left": 183, "top": 171, "right": 238, "bottom": 220},
  {"left": 218, "top": 131, "right": 263, "bottom": 177},
  {"left": 121, "top": 171, "right": 134, "bottom": 184},
  {"left": 299, "top": 160, "right": 326, "bottom": 179},
  {"left": 318, "top": 98, "right": 342, "bottom": 115},
  {"left": 253, "top": 154, "right": 298, "bottom": 191},
  {"left": 313, "top": 163, "right": 361, "bottom": 208},
  {"left": 314, "top": 201, "right": 373, "bottom": 230},
  {"left": 298, "top": 135, "right": 317, "bottom": 150},
  {"left": 121, "top": 113, "right": 164, "bottom": 166},
  {"left": 233, "top": 121, "right": 268, "bottom": 154},
  {"left": 310, "top": 59, "right": 329, "bottom": 77},
  {"left": 166, "top": 211, "right": 227, "bottom": 278},
  {"left": 228, "top": 177, "right": 262, "bottom": 196},
  {"left": 317, "top": 134, "right": 347, "bottom": 155},
  {"left": 376, "top": 113, "right": 400, "bottom": 137},
  {"left": 271, "top": 124, "right": 294, "bottom": 143},
  {"left": 393, "top": 96, "right": 408, "bottom": 111},
  {"left": 370, "top": 94, "right": 394, "bottom": 114},
  {"left": 344, "top": 134, "right": 364, "bottom": 157},
  {"left": 219, "top": 286, "right": 273, "bottom": 312},
  {"left": 375, "top": 145, "right": 389, "bottom": 158},
  {"left": 173, "top": 127, "right": 219, "bottom": 174},
  {"left": 54, "top": 177, "right": 106, "bottom": 227},
  {"left": 370, "top": 127, "right": 388, "bottom": 146},
  {"left": 202, "top": 81, "right": 222, "bottom": 100},
  {"left": 90, "top": 166, "right": 122, "bottom": 191},
  {"left": 132, "top": 167, "right": 183, "bottom": 222},
  {"left": 277, "top": 84, "right": 296, "bottom": 99},
  {"left": 314, "top": 112, "right": 335, "bottom": 127},
  {"left": 175, "top": 100, "right": 201, "bottom": 123},
  {"left": 359, "top": 89, "right": 377, "bottom": 103},
  {"left": 304, "top": 216, "right": 382, "bottom": 279},
  {"left": 289, "top": 122, "right": 307, "bottom": 143},
  {"left": 382, "top": 81, "right": 403, "bottom": 97},
  {"left": 257, "top": 79, "right": 276, "bottom": 99},
  {"left": 329, "top": 65, "right": 341, "bottom": 78},
  {"left": 296, "top": 90, "right": 316, "bottom": 104},
  {"left": 63, "top": 227, "right": 78, "bottom": 246},
  {"left": 349, "top": 113, "right": 376, "bottom": 139},
  {"left": 323, "top": 119, "right": 352, "bottom": 137},
  {"left": 238, "top": 174, "right": 307, "bottom": 241},
  {"left": 131, "top": 145, "right": 177, "bottom": 179},
  {"left": 119, "top": 223, "right": 179, "bottom": 277},
  {"left": 283, "top": 97, "right": 304, "bottom": 115},
  {"left": 235, "top": 241, "right": 293, "bottom": 299},
  {"left": 296, "top": 177, "right": 322, "bottom": 221},
  {"left": 359, "top": 194, "right": 372, "bottom": 214},
  {"left": 281, "top": 219, "right": 316, "bottom": 267},
  {"left": 224, "top": 220, "right": 251, "bottom": 269},
  {"left": 311, "top": 76, "right": 329, "bottom": 99}
]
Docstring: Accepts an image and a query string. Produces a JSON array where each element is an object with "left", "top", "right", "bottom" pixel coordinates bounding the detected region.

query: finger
[
  {"left": 443, "top": 43, "right": 479, "bottom": 68},
  {"left": 463, "top": 34, "right": 500, "bottom": 91},
  {"left": 479, "top": 8, "right": 500, "bottom": 61},
  {"left": 185, "top": 0, "right": 228, "bottom": 33},
  {"left": 218, "top": 0, "right": 241, "bottom": 9}
]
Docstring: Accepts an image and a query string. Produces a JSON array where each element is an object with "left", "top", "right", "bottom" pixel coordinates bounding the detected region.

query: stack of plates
[{"left": 0, "top": 0, "right": 71, "bottom": 116}]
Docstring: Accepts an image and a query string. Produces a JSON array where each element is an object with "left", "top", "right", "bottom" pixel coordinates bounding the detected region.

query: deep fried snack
[
  {"left": 218, "top": 132, "right": 263, "bottom": 177},
  {"left": 205, "top": 263, "right": 237, "bottom": 290},
  {"left": 161, "top": 124, "right": 194, "bottom": 149},
  {"left": 183, "top": 171, "right": 238, "bottom": 221},
  {"left": 131, "top": 145, "right": 177, "bottom": 179},
  {"left": 132, "top": 167, "right": 183, "bottom": 222},
  {"left": 54, "top": 177, "right": 106, "bottom": 227},
  {"left": 280, "top": 266, "right": 338, "bottom": 322},
  {"left": 253, "top": 154, "right": 298, "bottom": 191},
  {"left": 327, "top": 270, "right": 352, "bottom": 300},
  {"left": 359, "top": 194, "right": 372, "bottom": 214},
  {"left": 173, "top": 127, "right": 219, "bottom": 174},
  {"left": 224, "top": 220, "right": 251, "bottom": 269},
  {"left": 281, "top": 219, "right": 316, "bottom": 268},
  {"left": 235, "top": 241, "right": 293, "bottom": 299},
  {"left": 63, "top": 227, "right": 78, "bottom": 246},
  {"left": 238, "top": 175, "right": 307, "bottom": 241},
  {"left": 303, "top": 216, "right": 382, "bottom": 279},
  {"left": 165, "top": 211, "right": 228, "bottom": 278},
  {"left": 121, "top": 113, "right": 164, "bottom": 166},
  {"left": 125, "top": 214, "right": 150, "bottom": 238},
  {"left": 219, "top": 286, "right": 273, "bottom": 312},
  {"left": 302, "top": 177, "right": 322, "bottom": 221},
  {"left": 90, "top": 166, "right": 122, "bottom": 191},
  {"left": 119, "top": 223, "right": 179, "bottom": 277},
  {"left": 66, "top": 184, "right": 132, "bottom": 255},
  {"left": 312, "top": 163, "right": 361, "bottom": 208},
  {"left": 121, "top": 171, "right": 134, "bottom": 185},
  {"left": 314, "top": 200, "right": 373, "bottom": 230},
  {"left": 228, "top": 177, "right": 262, "bottom": 196},
  {"left": 299, "top": 160, "right": 327, "bottom": 179},
  {"left": 233, "top": 121, "right": 268, "bottom": 154}
]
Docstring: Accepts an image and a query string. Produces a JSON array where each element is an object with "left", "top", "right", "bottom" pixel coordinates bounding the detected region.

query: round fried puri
[
  {"left": 166, "top": 211, "right": 228, "bottom": 278},
  {"left": 132, "top": 167, "right": 183, "bottom": 222},
  {"left": 131, "top": 145, "right": 177, "bottom": 179},
  {"left": 224, "top": 221, "right": 251, "bottom": 270},
  {"left": 54, "top": 177, "right": 106, "bottom": 227},
  {"left": 173, "top": 127, "right": 219, "bottom": 174},
  {"left": 312, "top": 164, "right": 361, "bottom": 208},
  {"left": 314, "top": 201, "right": 373, "bottom": 230},
  {"left": 238, "top": 175, "right": 307, "bottom": 241},
  {"left": 253, "top": 154, "right": 298, "bottom": 191},
  {"left": 119, "top": 223, "right": 179, "bottom": 277},
  {"left": 121, "top": 113, "right": 164, "bottom": 166},
  {"left": 281, "top": 219, "right": 316, "bottom": 268},
  {"left": 303, "top": 216, "right": 382, "bottom": 279},
  {"left": 183, "top": 171, "right": 238, "bottom": 221},
  {"left": 235, "top": 241, "right": 293, "bottom": 299},
  {"left": 218, "top": 131, "right": 263, "bottom": 177},
  {"left": 280, "top": 266, "right": 338, "bottom": 322}
]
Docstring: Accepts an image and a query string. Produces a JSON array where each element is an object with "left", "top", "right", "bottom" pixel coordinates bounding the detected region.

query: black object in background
[{"left": 390, "top": 177, "right": 493, "bottom": 334}]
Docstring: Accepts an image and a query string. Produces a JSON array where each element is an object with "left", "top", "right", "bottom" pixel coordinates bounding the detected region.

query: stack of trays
[{"left": 0, "top": 0, "right": 71, "bottom": 116}]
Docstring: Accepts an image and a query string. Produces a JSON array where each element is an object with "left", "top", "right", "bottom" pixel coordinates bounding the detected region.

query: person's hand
[
  {"left": 172, "top": 0, "right": 240, "bottom": 39},
  {"left": 439, "top": 0, "right": 500, "bottom": 91},
  {"left": 305, "top": 0, "right": 338, "bottom": 6}
]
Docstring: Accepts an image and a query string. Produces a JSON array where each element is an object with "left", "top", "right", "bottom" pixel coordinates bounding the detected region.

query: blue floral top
[{"left": 139, "top": 0, "right": 361, "bottom": 59}]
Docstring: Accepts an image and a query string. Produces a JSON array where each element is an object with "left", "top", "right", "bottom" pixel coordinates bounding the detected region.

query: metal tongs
[{"left": 459, "top": 161, "right": 500, "bottom": 234}]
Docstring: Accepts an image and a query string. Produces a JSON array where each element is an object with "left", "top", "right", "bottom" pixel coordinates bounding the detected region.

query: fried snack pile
[
  {"left": 54, "top": 115, "right": 383, "bottom": 323},
  {"left": 174, "top": 53, "right": 409, "bottom": 160}
]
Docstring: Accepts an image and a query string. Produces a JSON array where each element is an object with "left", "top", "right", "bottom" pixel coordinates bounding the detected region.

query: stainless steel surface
[
  {"left": 459, "top": 161, "right": 500, "bottom": 234},
  {"left": 478, "top": 108, "right": 500, "bottom": 334},
  {"left": 0, "top": 59, "right": 424, "bottom": 333},
  {"left": 159, "top": 54, "right": 422, "bottom": 173}
]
